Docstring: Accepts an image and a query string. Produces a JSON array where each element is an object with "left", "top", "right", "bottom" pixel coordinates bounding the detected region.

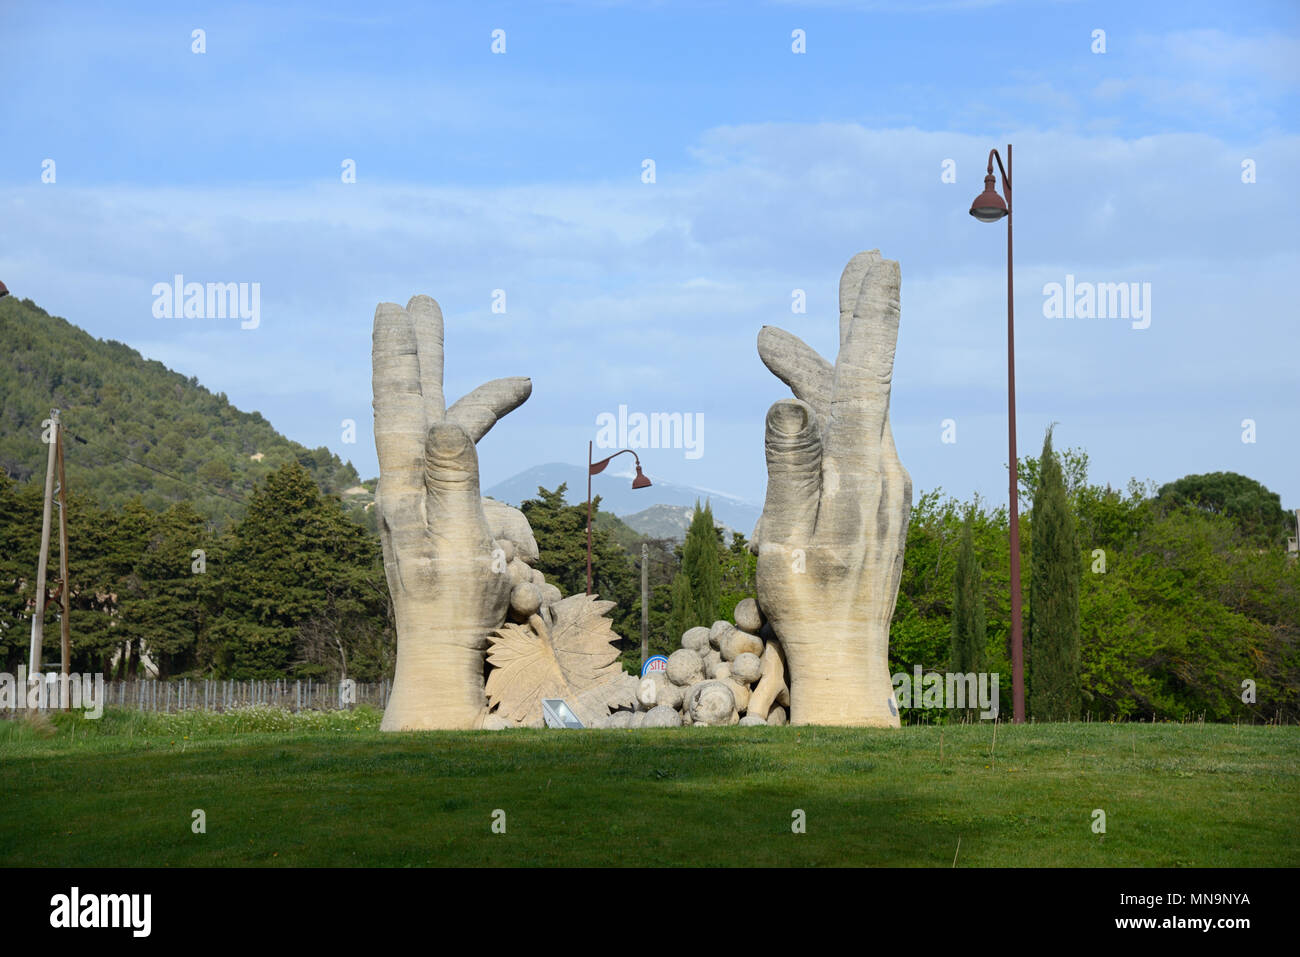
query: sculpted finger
[
  {"left": 827, "top": 254, "right": 901, "bottom": 460},
  {"left": 761, "top": 399, "right": 822, "bottom": 545},
  {"left": 839, "top": 249, "right": 883, "bottom": 350},
  {"left": 757, "top": 326, "right": 833, "bottom": 422},
  {"left": 406, "top": 295, "right": 446, "bottom": 423},
  {"left": 874, "top": 421, "right": 913, "bottom": 630},
  {"left": 446, "top": 376, "right": 533, "bottom": 443},
  {"left": 372, "top": 302, "right": 425, "bottom": 497},
  {"left": 424, "top": 423, "right": 492, "bottom": 542}
]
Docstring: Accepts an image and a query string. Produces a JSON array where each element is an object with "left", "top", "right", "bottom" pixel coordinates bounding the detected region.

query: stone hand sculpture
[
  {"left": 753, "top": 251, "right": 912, "bottom": 727},
  {"left": 372, "top": 295, "right": 531, "bottom": 730}
]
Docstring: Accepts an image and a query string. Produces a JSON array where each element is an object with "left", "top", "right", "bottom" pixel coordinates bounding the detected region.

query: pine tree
[
  {"left": 681, "top": 499, "right": 721, "bottom": 626},
  {"left": 207, "top": 463, "right": 385, "bottom": 678},
  {"left": 950, "top": 507, "right": 986, "bottom": 719},
  {"left": 1028, "top": 427, "right": 1081, "bottom": 721}
]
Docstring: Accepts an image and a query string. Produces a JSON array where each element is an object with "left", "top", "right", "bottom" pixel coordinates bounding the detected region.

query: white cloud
[{"left": 4, "top": 120, "right": 1296, "bottom": 506}]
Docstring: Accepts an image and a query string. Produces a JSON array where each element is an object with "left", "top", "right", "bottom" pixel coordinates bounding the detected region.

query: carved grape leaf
[{"left": 485, "top": 593, "right": 635, "bottom": 726}]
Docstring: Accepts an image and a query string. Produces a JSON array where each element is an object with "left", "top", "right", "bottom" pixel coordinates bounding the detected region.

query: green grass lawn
[{"left": 2, "top": 708, "right": 1296, "bottom": 867}]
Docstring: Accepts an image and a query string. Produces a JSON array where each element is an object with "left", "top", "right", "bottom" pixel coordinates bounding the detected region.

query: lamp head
[
  {"left": 632, "top": 464, "right": 651, "bottom": 489},
  {"left": 969, "top": 172, "right": 1008, "bottom": 223}
]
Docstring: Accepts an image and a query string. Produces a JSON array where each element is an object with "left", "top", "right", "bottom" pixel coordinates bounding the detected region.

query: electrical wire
[{"left": 63, "top": 428, "right": 249, "bottom": 505}]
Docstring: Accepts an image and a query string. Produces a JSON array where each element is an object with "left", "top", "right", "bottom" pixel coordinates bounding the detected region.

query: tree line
[{"left": 1, "top": 442, "right": 1295, "bottom": 721}]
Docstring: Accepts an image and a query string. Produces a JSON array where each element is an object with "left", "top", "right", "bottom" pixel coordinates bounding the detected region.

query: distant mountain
[
  {"left": 619, "top": 503, "right": 740, "bottom": 543},
  {"left": 0, "top": 297, "right": 362, "bottom": 524},
  {"left": 485, "top": 462, "right": 761, "bottom": 537}
]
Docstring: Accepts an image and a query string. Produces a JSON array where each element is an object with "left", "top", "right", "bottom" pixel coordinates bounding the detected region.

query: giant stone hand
[
  {"left": 754, "top": 251, "right": 912, "bottom": 727},
  {"left": 372, "top": 296, "right": 531, "bottom": 730}
]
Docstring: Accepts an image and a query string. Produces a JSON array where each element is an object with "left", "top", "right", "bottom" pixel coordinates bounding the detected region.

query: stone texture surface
[
  {"left": 730, "top": 652, "right": 763, "bottom": 684},
  {"left": 747, "top": 637, "right": 788, "bottom": 720},
  {"left": 653, "top": 676, "right": 685, "bottom": 711},
  {"left": 485, "top": 596, "right": 633, "bottom": 727},
  {"left": 637, "top": 677, "right": 658, "bottom": 709},
  {"left": 733, "top": 598, "right": 764, "bottom": 634},
  {"left": 720, "top": 629, "right": 763, "bottom": 662},
  {"left": 752, "top": 251, "right": 912, "bottom": 727},
  {"left": 482, "top": 498, "right": 540, "bottom": 565},
  {"left": 642, "top": 705, "right": 683, "bottom": 728},
  {"left": 688, "top": 680, "right": 736, "bottom": 726},
  {"left": 666, "top": 649, "right": 704, "bottom": 686},
  {"left": 725, "top": 678, "right": 751, "bottom": 713},
  {"left": 738, "top": 714, "right": 767, "bottom": 726},
  {"left": 681, "top": 627, "right": 712, "bottom": 653},
  {"left": 372, "top": 295, "right": 532, "bottom": 731},
  {"left": 508, "top": 583, "right": 542, "bottom": 619}
]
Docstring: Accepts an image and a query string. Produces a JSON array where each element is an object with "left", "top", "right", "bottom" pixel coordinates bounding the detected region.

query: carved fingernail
[
  {"left": 427, "top": 423, "right": 471, "bottom": 457},
  {"left": 767, "top": 401, "right": 809, "bottom": 436}
]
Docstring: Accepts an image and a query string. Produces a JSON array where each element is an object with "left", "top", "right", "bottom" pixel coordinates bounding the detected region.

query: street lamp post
[
  {"left": 969, "top": 143, "right": 1025, "bottom": 724},
  {"left": 586, "top": 442, "right": 651, "bottom": 596}
]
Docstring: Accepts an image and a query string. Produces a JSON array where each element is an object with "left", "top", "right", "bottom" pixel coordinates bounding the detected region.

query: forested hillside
[{"left": 0, "top": 296, "right": 361, "bottom": 525}]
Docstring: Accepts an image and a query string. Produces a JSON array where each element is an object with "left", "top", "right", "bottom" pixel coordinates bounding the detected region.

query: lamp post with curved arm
[
  {"left": 969, "top": 143, "right": 1024, "bottom": 725},
  {"left": 587, "top": 442, "right": 651, "bottom": 596}
]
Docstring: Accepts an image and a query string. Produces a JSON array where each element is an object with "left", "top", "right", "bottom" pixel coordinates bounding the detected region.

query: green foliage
[
  {"left": 205, "top": 463, "right": 388, "bottom": 679},
  {"left": 119, "top": 503, "right": 210, "bottom": 677},
  {"left": 1028, "top": 428, "right": 1082, "bottom": 721},
  {"left": 719, "top": 532, "right": 757, "bottom": 626},
  {"left": 0, "top": 473, "right": 43, "bottom": 649},
  {"left": 681, "top": 500, "right": 722, "bottom": 627},
  {"left": 950, "top": 508, "right": 987, "bottom": 681},
  {"left": 1078, "top": 508, "right": 1299, "bottom": 721},
  {"left": 0, "top": 296, "right": 361, "bottom": 527},
  {"left": 666, "top": 571, "right": 696, "bottom": 648},
  {"left": 1156, "top": 471, "right": 1292, "bottom": 546},
  {"left": 35, "top": 704, "right": 384, "bottom": 740},
  {"left": 0, "top": 462, "right": 391, "bottom": 682}
]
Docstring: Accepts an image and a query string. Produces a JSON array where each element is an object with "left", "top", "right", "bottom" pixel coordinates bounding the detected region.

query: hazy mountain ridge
[
  {"left": 618, "top": 503, "right": 741, "bottom": 543},
  {"left": 484, "top": 462, "right": 761, "bottom": 536}
]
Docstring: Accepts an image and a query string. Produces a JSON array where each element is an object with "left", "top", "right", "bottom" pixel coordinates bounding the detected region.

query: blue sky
[{"left": 2, "top": 0, "right": 1297, "bottom": 516}]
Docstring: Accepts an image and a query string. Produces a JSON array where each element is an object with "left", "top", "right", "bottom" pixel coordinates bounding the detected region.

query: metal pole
[
  {"left": 586, "top": 440, "right": 594, "bottom": 596},
  {"left": 28, "top": 409, "right": 60, "bottom": 681},
  {"left": 640, "top": 542, "right": 649, "bottom": 668},
  {"left": 56, "top": 424, "right": 72, "bottom": 708},
  {"left": 1004, "top": 143, "right": 1025, "bottom": 725}
]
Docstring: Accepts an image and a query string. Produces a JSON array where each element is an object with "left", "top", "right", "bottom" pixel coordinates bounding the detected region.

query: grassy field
[{"left": 1, "top": 707, "right": 1296, "bottom": 867}]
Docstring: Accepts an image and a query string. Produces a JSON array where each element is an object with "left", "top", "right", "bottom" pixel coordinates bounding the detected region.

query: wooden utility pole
[
  {"left": 56, "top": 423, "right": 72, "bottom": 707},
  {"left": 28, "top": 408, "right": 60, "bottom": 685},
  {"left": 640, "top": 542, "right": 649, "bottom": 669}
]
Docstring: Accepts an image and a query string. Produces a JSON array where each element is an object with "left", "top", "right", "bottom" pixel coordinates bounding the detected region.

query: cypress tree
[
  {"left": 950, "top": 507, "right": 986, "bottom": 718},
  {"left": 666, "top": 571, "right": 696, "bottom": 645},
  {"left": 681, "top": 499, "right": 721, "bottom": 626},
  {"left": 1028, "top": 427, "right": 1081, "bottom": 721}
]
